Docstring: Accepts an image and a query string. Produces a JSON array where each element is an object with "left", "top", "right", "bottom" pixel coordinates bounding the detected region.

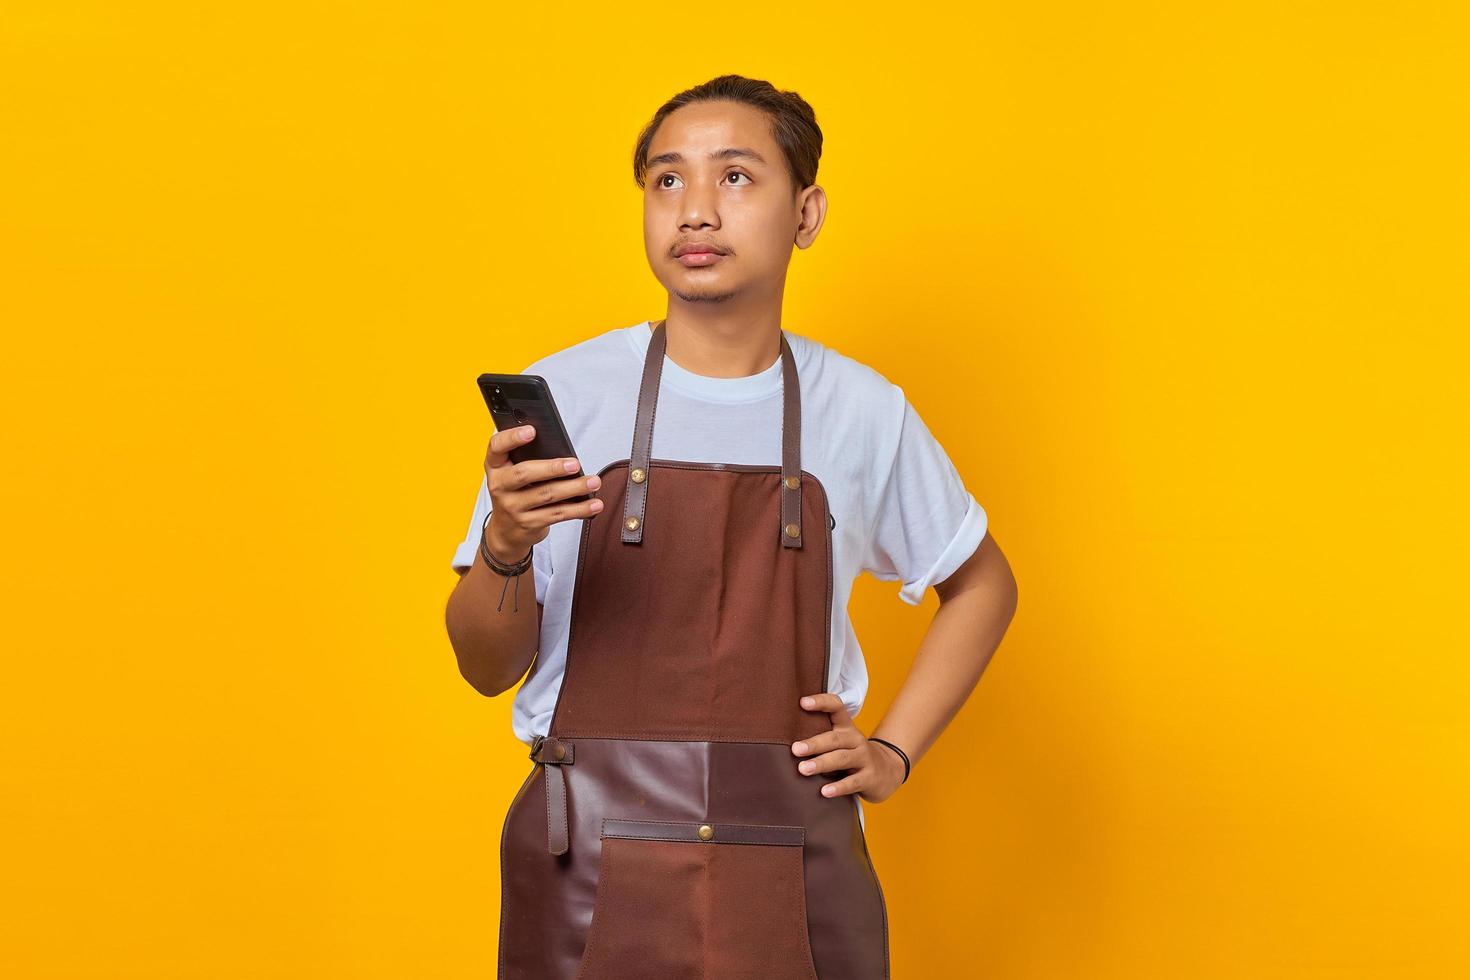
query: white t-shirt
[{"left": 453, "top": 319, "right": 988, "bottom": 748}]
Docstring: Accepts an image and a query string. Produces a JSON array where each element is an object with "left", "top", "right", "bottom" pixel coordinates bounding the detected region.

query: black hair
[{"left": 632, "top": 74, "right": 823, "bottom": 196}]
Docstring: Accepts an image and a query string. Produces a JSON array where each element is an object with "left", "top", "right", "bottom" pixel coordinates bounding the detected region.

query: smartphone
[{"left": 477, "top": 373, "right": 593, "bottom": 504}]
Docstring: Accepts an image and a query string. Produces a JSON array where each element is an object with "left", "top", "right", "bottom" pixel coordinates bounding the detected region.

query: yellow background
[{"left": 3, "top": 2, "right": 1466, "bottom": 977}]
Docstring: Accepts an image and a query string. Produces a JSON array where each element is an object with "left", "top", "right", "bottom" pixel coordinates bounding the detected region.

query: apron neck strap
[{"left": 621, "top": 318, "right": 804, "bottom": 549}]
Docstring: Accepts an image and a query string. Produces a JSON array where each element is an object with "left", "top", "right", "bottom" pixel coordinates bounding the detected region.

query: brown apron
[{"left": 498, "top": 320, "right": 890, "bottom": 979}]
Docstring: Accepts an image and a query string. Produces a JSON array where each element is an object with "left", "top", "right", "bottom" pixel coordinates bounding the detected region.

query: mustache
[{"left": 671, "top": 241, "right": 733, "bottom": 256}]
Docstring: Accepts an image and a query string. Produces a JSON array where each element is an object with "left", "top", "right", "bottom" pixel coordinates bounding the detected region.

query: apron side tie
[{"left": 529, "top": 735, "right": 575, "bottom": 855}]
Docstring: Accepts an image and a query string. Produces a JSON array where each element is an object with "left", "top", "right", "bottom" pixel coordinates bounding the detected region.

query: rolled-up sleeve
[{"left": 861, "top": 388, "right": 987, "bottom": 605}]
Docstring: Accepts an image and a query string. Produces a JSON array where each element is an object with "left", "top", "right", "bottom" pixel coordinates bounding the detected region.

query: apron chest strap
[
  {"left": 622, "top": 320, "right": 805, "bottom": 548},
  {"left": 529, "top": 735, "right": 575, "bottom": 855}
]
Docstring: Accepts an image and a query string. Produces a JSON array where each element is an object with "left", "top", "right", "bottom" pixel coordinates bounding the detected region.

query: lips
[
  {"left": 673, "top": 242, "right": 727, "bottom": 267},
  {"left": 673, "top": 242, "right": 727, "bottom": 257}
]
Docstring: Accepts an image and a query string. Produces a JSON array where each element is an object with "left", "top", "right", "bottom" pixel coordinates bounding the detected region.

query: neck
[{"left": 658, "top": 304, "right": 784, "bottom": 378}]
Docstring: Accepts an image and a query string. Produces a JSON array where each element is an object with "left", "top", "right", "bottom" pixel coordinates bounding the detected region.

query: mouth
[{"left": 675, "top": 251, "right": 725, "bottom": 268}]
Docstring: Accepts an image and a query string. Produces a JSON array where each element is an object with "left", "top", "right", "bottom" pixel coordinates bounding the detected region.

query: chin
[
  {"left": 671, "top": 286, "right": 738, "bottom": 304},
  {"left": 657, "top": 267, "right": 740, "bottom": 304}
]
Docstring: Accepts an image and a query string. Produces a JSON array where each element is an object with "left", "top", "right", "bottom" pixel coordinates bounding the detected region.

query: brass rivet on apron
[
  {"left": 784, "top": 522, "right": 800, "bottom": 538},
  {"left": 553, "top": 743, "right": 566, "bottom": 761},
  {"left": 625, "top": 516, "right": 640, "bottom": 531},
  {"left": 630, "top": 467, "right": 646, "bottom": 483},
  {"left": 698, "top": 824, "right": 714, "bottom": 841},
  {"left": 783, "top": 475, "right": 800, "bottom": 490}
]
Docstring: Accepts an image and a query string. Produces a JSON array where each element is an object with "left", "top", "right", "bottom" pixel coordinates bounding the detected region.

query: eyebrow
[{"left": 645, "top": 147, "right": 769, "bottom": 169}]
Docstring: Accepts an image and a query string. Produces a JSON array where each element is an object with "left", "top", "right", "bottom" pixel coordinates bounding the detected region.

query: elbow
[
  {"left": 445, "top": 589, "right": 518, "bottom": 698},
  {"left": 453, "top": 652, "right": 518, "bottom": 698},
  {"left": 445, "top": 630, "right": 511, "bottom": 700},
  {"left": 982, "top": 532, "right": 1020, "bottom": 624},
  {"left": 460, "top": 667, "right": 510, "bottom": 699}
]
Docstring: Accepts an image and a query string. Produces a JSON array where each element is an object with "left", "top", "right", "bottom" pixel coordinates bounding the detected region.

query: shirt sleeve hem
[
  {"left": 451, "top": 538, "right": 478, "bottom": 572},
  {"left": 897, "top": 494, "right": 988, "bottom": 605}
]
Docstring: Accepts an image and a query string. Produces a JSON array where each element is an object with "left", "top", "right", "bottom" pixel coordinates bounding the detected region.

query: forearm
[
  {"left": 869, "top": 537, "right": 1018, "bottom": 769},
  {"left": 444, "top": 538, "right": 542, "bottom": 696}
]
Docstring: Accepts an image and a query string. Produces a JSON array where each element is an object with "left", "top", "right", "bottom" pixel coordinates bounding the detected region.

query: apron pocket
[{"left": 575, "top": 818, "right": 820, "bottom": 980}]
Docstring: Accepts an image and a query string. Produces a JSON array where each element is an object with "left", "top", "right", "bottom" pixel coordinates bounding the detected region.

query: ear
[{"left": 794, "top": 184, "right": 827, "bottom": 250}]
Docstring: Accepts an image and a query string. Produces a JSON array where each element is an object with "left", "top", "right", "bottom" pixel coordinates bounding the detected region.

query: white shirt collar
[{"left": 625, "top": 320, "right": 789, "bottom": 404}]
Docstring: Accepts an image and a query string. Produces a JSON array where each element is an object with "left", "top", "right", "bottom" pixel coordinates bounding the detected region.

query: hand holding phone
[{"left": 477, "top": 374, "right": 604, "bottom": 563}]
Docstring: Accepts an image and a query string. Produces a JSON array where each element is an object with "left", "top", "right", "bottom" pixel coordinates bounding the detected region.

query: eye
[
  {"left": 657, "top": 172, "right": 683, "bottom": 189},
  {"left": 726, "top": 171, "right": 751, "bottom": 186}
]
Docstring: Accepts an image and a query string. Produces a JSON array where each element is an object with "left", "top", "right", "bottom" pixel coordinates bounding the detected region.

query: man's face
[{"left": 642, "top": 100, "right": 810, "bottom": 305}]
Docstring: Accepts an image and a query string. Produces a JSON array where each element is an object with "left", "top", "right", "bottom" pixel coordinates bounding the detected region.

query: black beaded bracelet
[
  {"left": 868, "top": 736, "right": 911, "bottom": 784},
  {"left": 479, "top": 512, "right": 533, "bottom": 612}
]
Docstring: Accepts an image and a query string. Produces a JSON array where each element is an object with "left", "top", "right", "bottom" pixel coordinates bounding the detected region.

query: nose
[{"left": 678, "top": 175, "right": 720, "bottom": 232}]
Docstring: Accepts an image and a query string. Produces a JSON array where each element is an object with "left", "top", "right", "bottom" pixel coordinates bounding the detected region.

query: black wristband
[{"left": 868, "top": 736, "right": 911, "bottom": 784}]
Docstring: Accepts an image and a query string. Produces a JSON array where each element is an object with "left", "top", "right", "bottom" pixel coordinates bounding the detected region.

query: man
[{"left": 445, "top": 73, "right": 1018, "bottom": 979}]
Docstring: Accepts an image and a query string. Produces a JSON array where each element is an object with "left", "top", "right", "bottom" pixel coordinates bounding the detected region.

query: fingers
[
  {"left": 512, "top": 457, "right": 589, "bottom": 491},
  {"left": 794, "top": 746, "right": 862, "bottom": 776},
  {"left": 794, "top": 743, "right": 875, "bottom": 798},
  {"left": 484, "top": 419, "right": 597, "bottom": 504},
  {"left": 515, "top": 495, "right": 604, "bottom": 529},
  {"left": 485, "top": 425, "right": 588, "bottom": 490},
  {"left": 514, "top": 473, "right": 605, "bottom": 528},
  {"left": 483, "top": 421, "right": 607, "bottom": 537},
  {"left": 798, "top": 692, "right": 853, "bottom": 729},
  {"left": 486, "top": 424, "right": 536, "bottom": 468},
  {"left": 793, "top": 693, "right": 884, "bottom": 798},
  {"left": 492, "top": 474, "right": 605, "bottom": 537},
  {"left": 494, "top": 455, "right": 590, "bottom": 493},
  {"left": 791, "top": 727, "right": 861, "bottom": 759},
  {"left": 817, "top": 771, "right": 867, "bottom": 798}
]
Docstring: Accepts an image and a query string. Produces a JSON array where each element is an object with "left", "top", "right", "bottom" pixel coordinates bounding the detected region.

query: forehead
[{"left": 647, "top": 100, "right": 778, "bottom": 162}]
